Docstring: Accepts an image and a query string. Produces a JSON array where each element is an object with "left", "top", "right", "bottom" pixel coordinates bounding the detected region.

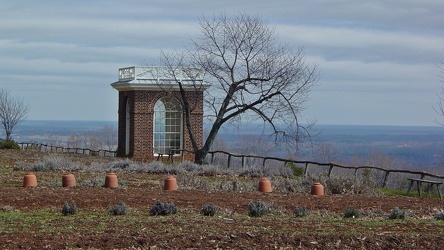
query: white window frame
[{"left": 153, "top": 97, "right": 182, "bottom": 156}]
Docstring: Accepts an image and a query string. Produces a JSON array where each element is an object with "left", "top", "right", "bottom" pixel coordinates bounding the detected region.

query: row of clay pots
[
  {"left": 23, "top": 172, "right": 119, "bottom": 188},
  {"left": 258, "top": 177, "right": 325, "bottom": 196},
  {"left": 24, "top": 173, "right": 325, "bottom": 195},
  {"left": 23, "top": 172, "right": 172, "bottom": 190},
  {"left": 23, "top": 172, "right": 171, "bottom": 190}
]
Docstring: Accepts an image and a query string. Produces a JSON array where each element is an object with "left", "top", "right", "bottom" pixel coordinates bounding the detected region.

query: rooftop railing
[{"left": 118, "top": 66, "right": 205, "bottom": 83}]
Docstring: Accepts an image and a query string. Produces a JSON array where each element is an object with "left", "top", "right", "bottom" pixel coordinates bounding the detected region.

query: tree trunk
[{"left": 194, "top": 149, "right": 207, "bottom": 165}]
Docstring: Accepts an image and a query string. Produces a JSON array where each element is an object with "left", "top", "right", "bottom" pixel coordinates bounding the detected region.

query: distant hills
[{"left": 9, "top": 120, "right": 444, "bottom": 171}]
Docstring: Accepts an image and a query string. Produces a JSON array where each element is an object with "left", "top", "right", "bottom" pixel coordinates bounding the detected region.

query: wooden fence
[
  {"left": 17, "top": 143, "right": 444, "bottom": 189},
  {"left": 205, "top": 150, "right": 444, "bottom": 188},
  {"left": 18, "top": 142, "right": 116, "bottom": 157}
]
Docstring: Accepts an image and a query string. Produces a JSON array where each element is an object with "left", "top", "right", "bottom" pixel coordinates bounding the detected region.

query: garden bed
[{"left": 1, "top": 149, "right": 444, "bottom": 249}]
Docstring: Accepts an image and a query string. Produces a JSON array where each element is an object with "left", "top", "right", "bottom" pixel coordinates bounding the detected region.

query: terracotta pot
[
  {"left": 163, "top": 176, "right": 178, "bottom": 191},
  {"left": 23, "top": 172, "right": 37, "bottom": 187},
  {"left": 62, "top": 173, "right": 76, "bottom": 187},
  {"left": 258, "top": 177, "right": 272, "bottom": 193},
  {"left": 105, "top": 172, "right": 118, "bottom": 188},
  {"left": 311, "top": 182, "right": 324, "bottom": 196}
]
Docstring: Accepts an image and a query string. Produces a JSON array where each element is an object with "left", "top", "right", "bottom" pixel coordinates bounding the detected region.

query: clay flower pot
[
  {"left": 23, "top": 172, "right": 37, "bottom": 187},
  {"left": 163, "top": 176, "right": 178, "bottom": 191},
  {"left": 258, "top": 177, "right": 272, "bottom": 193},
  {"left": 62, "top": 173, "right": 76, "bottom": 187},
  {"left": 105, "top": 172, "right": 118, "bottom": 188},
  {"left": 311, "top": 182, "right": 324, "bottom": 196}
]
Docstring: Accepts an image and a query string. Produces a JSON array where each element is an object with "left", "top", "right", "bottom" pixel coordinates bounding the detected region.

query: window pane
[{"left": 153, "top": 97, "right": 182, "bottom": 155}]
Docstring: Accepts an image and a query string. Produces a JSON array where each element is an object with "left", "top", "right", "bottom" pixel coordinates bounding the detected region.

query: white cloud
[
  {"left": 0, "top": 0, "right": 442, "bottom": 125},
  {"left": 279, "top": 25, "right": 444, "bottom": 64}
]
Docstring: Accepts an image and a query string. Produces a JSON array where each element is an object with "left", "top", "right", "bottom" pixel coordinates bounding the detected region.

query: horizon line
[{"left": 21, "top": 119, "right": 444, "bottom": 128}]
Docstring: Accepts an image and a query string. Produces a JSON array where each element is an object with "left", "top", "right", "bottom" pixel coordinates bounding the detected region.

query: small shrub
[
  {"left": 62, "top": 202, "right": 77, "bottom": 216},
  {"left": 0, "top": 205, "right": 16, "bottom": 212},
  {"left": 0, "top": 139, "right": 20, "bottom": 150},
  {"left": 326, "top": 177, "right": 352, "bottom": 194},
  {"left": 267, "top": 177, "right": 309, "bottom": 193},
  {"left": 142, "top": 161, "right": 168, "bottom": 174},
  {"left": 149, "top": 200, "right": 177, "bottom": 216},
  {"left": 178, "top": 161, "right": 199, "bottom": 172},
  {"left": 176, "top": 173, "right": 210, "bottom": 191},
  {"left": 248, "top": 200, "right": 269, "bottom": 217},
  {"left": 325, "top": 176, "right": 379, "bottom": 196},
  {"left": 77, "top": 175, "right": 104, "bottom": 187},
  {"left": 31, "top": 156, "right": 79, "bottom": 172},
  {"left": 111, "top": 159, "right": 132, "bottom": 170},
  {"left": 49, "top": 156, "right": 80, "bottom": 171},
  {"left": 388, "top": 207, "right": 406, "bottom": 220},
  {"left": 435, "top": 213, "right": 444, "bottom": 220},
  {"left": 343, "top": 208, "right": 360, "bottom": 218},
  {"left": 109, "top": 201, "right": 127, "bottom": 216},
  {"left": 287, "top": 162, "right": 304, "bottom": 177},
  {"left": 194, "top": 164, "right": 221, "bottom": 176},
  {"left": 294, "top": 207, "right": 309, "bottom": 218},
  {"left": 30, "top": 163, "right": 47, "bottom": 172},
  {"left": 362, "top": 168, "right": 373, "bottom": 186},
  {"left": 201, "top": 204, "right": 218, "bottom": 217}
]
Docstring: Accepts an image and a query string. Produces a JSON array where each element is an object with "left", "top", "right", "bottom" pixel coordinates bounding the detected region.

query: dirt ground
[{"left": 1, "top": 149, "right": 444, "bottom": 249}]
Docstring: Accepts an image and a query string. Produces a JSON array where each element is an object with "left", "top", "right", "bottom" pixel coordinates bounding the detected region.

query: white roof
[{"left": 111, "top": 66, "right": 210, "bottom": 91}]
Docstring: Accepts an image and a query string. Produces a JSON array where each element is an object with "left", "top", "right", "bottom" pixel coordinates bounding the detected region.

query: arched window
[{"left": 153, "top": 97, "right": 182, "bottom": 155}]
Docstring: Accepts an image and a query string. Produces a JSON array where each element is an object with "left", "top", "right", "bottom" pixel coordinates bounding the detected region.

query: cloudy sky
[{"left": 1, "top": 0, "right": 443, "bottom": 126}]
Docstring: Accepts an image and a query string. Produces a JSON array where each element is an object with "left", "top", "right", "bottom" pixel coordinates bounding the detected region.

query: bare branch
[
  {"left": 435, "top": 61, "right": 444, "bottom": 126},
  {"left": 161, "top": 13, "right": 320, "bottom": 164},
  {"left": 0, "top": 88, "right": 30, "bottom": 141}
]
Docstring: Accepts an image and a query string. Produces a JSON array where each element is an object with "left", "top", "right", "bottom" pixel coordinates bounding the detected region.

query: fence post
[
  {"left": 242, "top": 156, "right": 246, "bottom": 169},
  {"left": 328, "top": 164, "right": 334, "bottom": 177},
  {"left": 354, "top": 168, "right": 358, "bottom": 180},
  {"left": 210, "top": 152, "right": 215, "bottom": 164},
  {"left": 304, "top": 163, "right": 309, "bottom": 177},
  {"left": 227, "top": 154, "right": 231, "bottom": 168},
  {"left": 382, "top": 171, "right": 390, "bottom": 188}
]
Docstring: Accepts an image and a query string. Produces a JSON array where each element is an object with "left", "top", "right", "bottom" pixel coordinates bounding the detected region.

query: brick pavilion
[{"left": 111, "top": 66, "right": 209, "bottom": 161}]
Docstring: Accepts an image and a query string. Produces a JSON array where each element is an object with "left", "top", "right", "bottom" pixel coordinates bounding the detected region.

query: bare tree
[
  {"left": 65, "top": 125, "right": 117, "bottom": 151},
  {"left": 97, "top": 125, "right": 118, "bottom": 151},
  {"left": 347, "top": 150, "right": 411, "bottom": 189},
  {"left": 0, "top": 88, "right": 30, "bottom": 141},
  {"left": 67, "top": 134, "right": 82, "bottom": 149},
  {"left": 162, "top": 13, "right": 319, "bottom": 164},
  {"left": 45, "top": 134, "right": 64, "bottom": 147},
  {"left": 313, "top": 143, "right": 340, "bottom": 163},
  {"left": 435, "top": 61, "right": 444, "bottom": 125}
]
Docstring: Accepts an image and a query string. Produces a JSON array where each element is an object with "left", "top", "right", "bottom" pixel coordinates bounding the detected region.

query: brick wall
[{"left": 116, "top": 89, "right": 204, "bottom": 162}]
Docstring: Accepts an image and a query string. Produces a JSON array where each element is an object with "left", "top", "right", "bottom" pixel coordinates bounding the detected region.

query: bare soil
[{"left": 1, "top": 149, "right": 444, "bottom": 249}]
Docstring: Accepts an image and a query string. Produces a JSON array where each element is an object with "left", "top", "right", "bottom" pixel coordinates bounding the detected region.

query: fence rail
[
  {"left": 17, "top": 143, "right": 444, "bottom": 189},
  {"left": 18, "top": 142, "right": 116, "bottom": 157},
  {"left": 205, "top": 150, "right": 444, "bottom": 188}
]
